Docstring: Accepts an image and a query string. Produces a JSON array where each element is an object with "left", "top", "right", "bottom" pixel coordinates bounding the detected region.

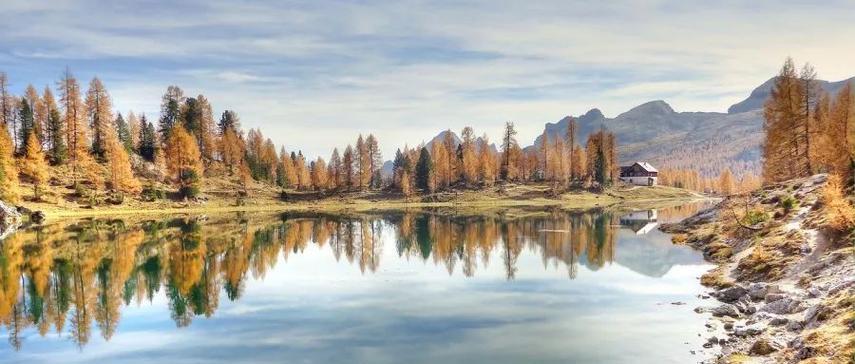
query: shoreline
[
  {"left": 15, "top": 184, "right": 709, "bottom": 221},
  {"left": 661, "top": 175, "right": 854, "bottom": 363}
]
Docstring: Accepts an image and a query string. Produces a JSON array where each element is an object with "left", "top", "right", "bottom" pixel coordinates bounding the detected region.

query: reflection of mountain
[{"left": 612, "top": 230, "right": 706, "bottom": 278}]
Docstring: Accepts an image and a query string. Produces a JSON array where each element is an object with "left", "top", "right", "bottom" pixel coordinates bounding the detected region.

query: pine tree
[
  {"left": 415, "top": 147, "right": 433, "bottom": 192},
  {"left": 0, "top": 72, "right": 10, "bottom": 128},
  {"left": 105, "top": 129, "right": 141, "bottom": 194},
  {"left": 343, "top": 145, "right": 354, "bottom": 190},
  {"left": 500, "top": 121, "right": 518, "bottom": 181},
  {"left": 460, "top": 127, "right": 478, "bottom": 184},
  {"left": 311, "top": 157, "right": 328, "bottom": 190},
  {"left": 42, "top": 87, "right": 65, "bottom": 164},
  {"left": 218, "top": 110, "right": 239, "bottom": 134},
  {"left": 763, "top": 58, "right": 803, "bottom": 183},
  {"left": 159, "top": 86, "right": 183, "bottom": 145},
  {"left": 164, "top": 126, "right": 203, "bottom": 198},
  {"left": 16, "top": 99, "right": 34, "bottom": 156},
  {"left": 138, "top": 116, "right": 157, "bottom": 162},
  {"left": 24, "top": 84, "right": 45, "bottom": 145},
  {"left": 85, "top": 77, "right": 113, "bottom": 160},
  {"left": 20, "top": 133, "right": 49, "bottom": 199},
  {"left": 366, "top": 134, "right": 381, "bottom": 188},
  {"left": 479, "top": 135, "right": 496, "bottom": 185},
  {"left": 220, "top": 127, "right": 244, "bottom": 173},
  {"left": 566, "top": 117, "right": 577, "bottom": 181},
  {"left": 47, "top": 107, "right": 66, "bottom": 164},
  {"left": 114, "top": 113, "right": 133, "bottom": 153},
  {"left": 355, "top": 135, "right": 369, "bottom": 189},
  {"left": 442, "top": 130, "right": 457, "bottom": 182},
  {"left": 127, "top": 111, "right": 140, "bottom": 152},
  {"left": 431, "top": 142, "right": 450, "bottom": 189},
  {"left": 0, "top": 127, "right": 20, "bottom": 203},
  {"left": 57, "top": 69, "right": 91, "bottom": 186},
  {"left": 328, "top": 148, "right": 342, "bottom": 189}
]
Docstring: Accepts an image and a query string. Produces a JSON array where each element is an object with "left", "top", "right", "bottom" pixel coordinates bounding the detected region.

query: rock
[
  {"left": 30, "top": 211, "right": 45, "bottom": 224},
  {"left": 803, "top": 304, "right": 829, "bottom": 326},
  {"left": 749, "top": 339, "right": 778, "bottom": 355},
  {"left": 733, "top": 323, "right": 766, "bottom": 337},
  {"left": 808, "top": 287, "right": 821, "bottom": 298},
  {"left": 769, "top": 317, "right": 789, "bottom": 326},
  {"left": 761, "top": 297, "right": 805, "bottom": 315},
  {"left": 764, "top": 293, "right": 786, "bottom": 303},
  {"left": 734, "top": 299, "right": 756, "bottom": 315},
  {"left": 723, "top": 322, "right": 734, "bottom": 330},
  {"left": 796, "top": 346, "right": 816, "bottom": 360},
  {"left": 786, "top": 320, "right": 803, "bottom": 331},
  {"left": 711, "top": 304, "right": 740, "bottom": 318},
  {"left": 748, "top": 283, "right": 770, "bottom": 301},
  {"left": 828, "top": 279, "right": 855, "bottom": 296},
  {"left": 715, "top": 285, "right": 748, "bottom": 303},
  {"left": 0, "top": 201, "right": 22, "bottom": 240}
]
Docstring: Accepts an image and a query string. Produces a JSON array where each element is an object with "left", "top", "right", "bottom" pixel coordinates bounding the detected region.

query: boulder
[
  {"left": 710, "top": 304, "right": 740, "bottom": 318},
  {"left": 733, "top": 324, "right": 766, "bottom": 337},
  {"left": 761, "top": 297, "right": 805, "bottom": 315},
  {"left": 715, "top": 285, "right": 748, "bottom": 303},
  {"left": 748, "top": 283, "right": 770, "bottom": 301},
  {"left": 803, "top": 304, "right": 830, "bottom": 326}
]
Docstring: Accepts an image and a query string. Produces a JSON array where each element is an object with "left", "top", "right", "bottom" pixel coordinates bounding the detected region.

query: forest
[{"left": 0, "top": 58, "right": 852, "bottom": 209}]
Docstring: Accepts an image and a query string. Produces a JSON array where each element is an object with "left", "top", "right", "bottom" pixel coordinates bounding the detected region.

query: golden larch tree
[
  {"left": 105, "top": 130, "right": 141, "bottom": 194},
  {"left": 165, "top": 126, "right": 203, "bottom": 197},
  {"left": 0, "top": 128, "right": 21, "bottom": 203},
  {"left": 20, "top": 133, "right": 49, "bottom": 199}
]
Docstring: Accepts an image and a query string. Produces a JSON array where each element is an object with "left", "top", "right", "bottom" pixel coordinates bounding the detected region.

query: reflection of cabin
[
  {"left": 619, "top": 209, "right": 659, "bottom": 235},
  {"left": 619, "top": 162, "right": 658, "bottom": 186}
]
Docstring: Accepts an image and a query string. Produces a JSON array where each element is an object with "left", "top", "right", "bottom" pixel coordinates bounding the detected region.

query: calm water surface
[{"left": 0, "top": 204, "right": 713, "bottom": 363}]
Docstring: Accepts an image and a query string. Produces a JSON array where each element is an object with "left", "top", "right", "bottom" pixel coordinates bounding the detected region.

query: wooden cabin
[{"left": 619, "top": 162, "right": 658, "bottom": 186}]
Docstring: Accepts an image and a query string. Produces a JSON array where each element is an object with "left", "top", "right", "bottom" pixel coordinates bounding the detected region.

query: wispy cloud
[{"left": 1, "top": 0, "right": 853, "bottom": 158}]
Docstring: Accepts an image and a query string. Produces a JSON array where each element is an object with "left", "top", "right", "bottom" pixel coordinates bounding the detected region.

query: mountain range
[{"left": 384, "top": 76, "right": 854, "bottom": 179}]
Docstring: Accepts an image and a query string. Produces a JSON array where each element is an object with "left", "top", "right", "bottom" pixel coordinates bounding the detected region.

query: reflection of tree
[{"left": 0, "top": 208, "right": 627, "bottom": 350}]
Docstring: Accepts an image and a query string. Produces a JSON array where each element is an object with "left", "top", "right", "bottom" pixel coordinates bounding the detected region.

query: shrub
[
  {"left": 780, "top": 194, "right": 798, "bottom": 214},
  {"left": 178, "top": 169, "right": 201, "bottom": 199},
  {"left": 742, "top": 209, "right": 768, "bottom": 226},
  {"left": 141, "top": 186, "right": 165, "bottom": 201}
]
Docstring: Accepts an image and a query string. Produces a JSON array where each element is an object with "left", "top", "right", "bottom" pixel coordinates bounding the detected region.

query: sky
[{"left": 1, "top": 0, "right": 854, "bottom": 159}]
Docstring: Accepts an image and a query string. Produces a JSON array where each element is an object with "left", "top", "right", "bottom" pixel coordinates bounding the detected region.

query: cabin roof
[
  {"left": 636, "top": 162, "right": 658, "bottom": 173},
  {"left": 621, "top": 162, "right": 658, "bottom": 173}
]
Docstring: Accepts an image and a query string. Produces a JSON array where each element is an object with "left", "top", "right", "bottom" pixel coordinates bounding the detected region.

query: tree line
[{"left": 0, "top": 69, "right": 624, "bottom": 204}]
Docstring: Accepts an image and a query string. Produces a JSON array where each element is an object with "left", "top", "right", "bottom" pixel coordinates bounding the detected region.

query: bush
[
  {"left": 141, "top": 186, "right": 165, "bottom": 201},
  {"left": 178, "top": 169, "right": 201, "bottom": 199},
  {"left": 780, "top": 194, "right": 798, "bottom": 214},
  {"left": 742, "top": 209, "right": 768, "bottom": 226}
]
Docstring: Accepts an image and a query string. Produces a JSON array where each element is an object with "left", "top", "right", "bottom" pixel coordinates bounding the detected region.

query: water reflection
[{"left": 0, "top": 203, "right": 710, "bottom": 361}]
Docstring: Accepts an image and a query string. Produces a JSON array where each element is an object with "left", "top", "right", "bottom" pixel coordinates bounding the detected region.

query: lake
[{"left": 0, "top": 204, "right": 713, "bottom": 363}]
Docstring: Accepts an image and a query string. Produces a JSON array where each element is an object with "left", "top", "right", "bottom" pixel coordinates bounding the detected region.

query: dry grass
[
  {"left": 700, "top": 267, "right": 734, "bottom": 288},
  {"left": 15, "top": 170, "right": 704, "bottom": 220}
]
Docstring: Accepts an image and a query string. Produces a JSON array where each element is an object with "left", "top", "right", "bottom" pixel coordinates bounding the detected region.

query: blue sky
[{"left": 1, "top": 0, "right": 853, "bottom": 159}]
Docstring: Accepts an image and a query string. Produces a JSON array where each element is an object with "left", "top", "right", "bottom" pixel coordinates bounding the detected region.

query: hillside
[
  {"left": 524, "top": 76, "right": 853, "bottom": 177},
  {"left": 661, "top": 175, "right": 854, "bottom": 363}
]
